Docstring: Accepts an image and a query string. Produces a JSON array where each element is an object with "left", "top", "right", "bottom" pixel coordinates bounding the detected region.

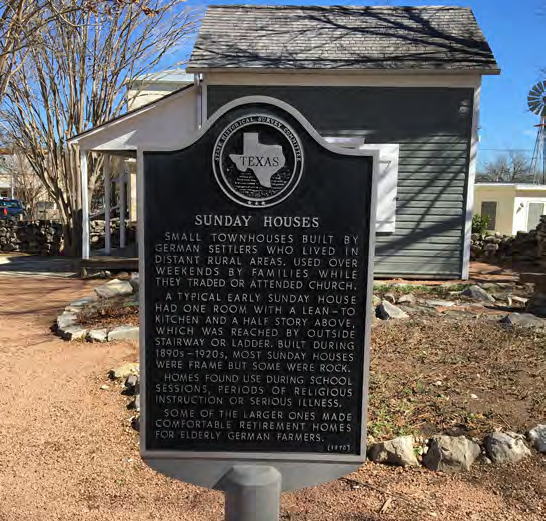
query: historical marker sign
[{"left": 141, "top": 100, "right": 378, "bottom": 490}]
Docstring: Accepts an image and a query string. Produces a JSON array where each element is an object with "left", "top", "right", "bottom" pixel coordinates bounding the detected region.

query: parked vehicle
[{"left": 0, "top": 198, "right": 25, "bottom": 220}]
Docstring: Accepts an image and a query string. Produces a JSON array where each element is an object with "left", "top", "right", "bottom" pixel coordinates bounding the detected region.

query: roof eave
[{"left": 188, "top": 66, "right": 500, "bottom": 76}]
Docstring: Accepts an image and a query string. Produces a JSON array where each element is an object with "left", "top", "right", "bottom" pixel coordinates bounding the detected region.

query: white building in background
[
  {"left": 0, "top": 151, "right": 14, "bottom": 198},
  {"left": 127, "top": 69, "right": 194, "bottom": 110},
  {"left": 474, "top": 183, "right": 546, "bottom": 235}
]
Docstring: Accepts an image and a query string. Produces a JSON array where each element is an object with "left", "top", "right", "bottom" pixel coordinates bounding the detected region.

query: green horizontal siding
[{"left": 208, "top": 85, "right": 473, "bottom": 279}]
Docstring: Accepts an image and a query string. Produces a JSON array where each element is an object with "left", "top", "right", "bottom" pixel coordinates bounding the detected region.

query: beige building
[{"left": 474, "top": 183, "right": 546, "bottom": 235}]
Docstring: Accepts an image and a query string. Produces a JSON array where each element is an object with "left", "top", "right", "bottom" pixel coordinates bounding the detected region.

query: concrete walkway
[{"left": 0, "top": 253, "right": 76, "bottom": 278}]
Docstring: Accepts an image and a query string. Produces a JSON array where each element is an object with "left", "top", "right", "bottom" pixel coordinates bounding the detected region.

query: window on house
[
  {"left": 325, "top": 138, "right": 399, "bottom": 233},
  {"left": 481, "top": 201, "right": 497, "bottom": 230},
  {"left": 527, "top": 202, "right": 545, "bottom": 231}
]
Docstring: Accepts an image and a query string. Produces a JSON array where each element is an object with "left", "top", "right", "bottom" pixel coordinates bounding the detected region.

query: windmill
[{"left": 528, "top": 80, "right": 546, "bottom": 184}]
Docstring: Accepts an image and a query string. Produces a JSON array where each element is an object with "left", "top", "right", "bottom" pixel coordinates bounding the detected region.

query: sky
[{"left": 184, "top": 0, "right": 545, "bottom": 169}]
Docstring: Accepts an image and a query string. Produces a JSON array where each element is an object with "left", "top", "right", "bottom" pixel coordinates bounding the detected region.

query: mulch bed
[
  {"left": 369, "top": 317, "right": 545, "bottom": 441},
  {"left": 77, "top": 295, "right": 139, "bottom": 328},
  {"left": 79, "top": 285, "right": 544, "bottom": 441}
]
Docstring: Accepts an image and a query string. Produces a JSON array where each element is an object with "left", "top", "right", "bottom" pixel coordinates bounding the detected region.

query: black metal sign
[{"left": 141, "top": 100, "right": 376, "bottom": 489}]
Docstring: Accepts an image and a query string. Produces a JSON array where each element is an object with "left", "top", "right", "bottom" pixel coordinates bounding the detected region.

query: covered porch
[{"left": 68, "top": 82, "right": 202, "bottom": 272}]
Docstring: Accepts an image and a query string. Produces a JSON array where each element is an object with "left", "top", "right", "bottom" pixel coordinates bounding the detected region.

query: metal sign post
[
  {"left": 220, "top": 466, "right": 281, "bottom": 521},
  {"left": 138, "top": 97, "right": 378, "bottom": 518}
]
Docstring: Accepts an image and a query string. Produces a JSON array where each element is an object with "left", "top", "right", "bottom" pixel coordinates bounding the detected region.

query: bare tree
[
  {"left": 476, "top": 151, "right": 533, "bottom": 183},
  {"left": 0, "top": 1, "right": 164, "bottom": 103},
  {"left": 1, "top": 0, "right": 199, "bottom": 254}
]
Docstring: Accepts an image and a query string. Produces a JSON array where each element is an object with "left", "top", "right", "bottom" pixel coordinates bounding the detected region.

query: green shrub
[{"left": 472, "top": 214, "right": 490, "bottom": 234}]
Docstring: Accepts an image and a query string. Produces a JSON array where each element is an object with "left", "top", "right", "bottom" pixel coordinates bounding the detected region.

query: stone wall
[
  {"left": 471, "top": 215, "right": 546, "bottom": 265},
  {"left": 90, "top": 220, "right": 137, "bottom": 250},
  {"left": 0, "top": 220, "right": 63, "bottom": 255}
]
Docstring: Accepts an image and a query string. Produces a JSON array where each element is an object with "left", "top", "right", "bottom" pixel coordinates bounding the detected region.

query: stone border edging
[{"left": 53, "top": 277, "right": 140, "bottom": 342}]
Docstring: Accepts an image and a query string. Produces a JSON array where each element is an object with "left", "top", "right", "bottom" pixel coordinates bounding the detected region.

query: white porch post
[
  {"left": 120, "top": 171, "right": 126, "bottom": 249},
  {"left": 104, "top": 154, "right": 111, "bottom": 255},
  {"left": 81, "top": 149, "right": 90, "bottom": 259}
]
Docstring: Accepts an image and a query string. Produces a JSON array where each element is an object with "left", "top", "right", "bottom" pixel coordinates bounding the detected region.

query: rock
[
  {"left": 127, "top": 395, "right": 140, "bottom": 411},
  {"left": 422, "top": 435, "right": 481, "bottom": 472},
  {"left": 69, "top": 296, "right": 97, "bottom": 307},
  {"left": 125, "top": 374, "right": 139, "bottom": 389},
  {"left": 56, "top": 313, "right": 78, "bottom": 330},
  {"left": 461, "top": 285, "right": 495, "bottom": 303},
  {"left": 500, "top": 313, "right": 546, "bottom": 328},
  {"left": 64, "top": 306, "right": 83, "bottom": 313},
  {"left": 511, "top": 295, "right": 529, "bottom": 305},
  {"left": 87, "top": 329, "right": 108, "bottom": 343},
  {"left": 377, "top": 300, "right": 409, "bottom": 320},
  {"left": 108, "top": 362, "right": 139, "bottom": 380},
  {"left": 131, "top": 415, "right": 140, "bottom": 432},
  {"left": 100, "top": 384, "right": 110, "bottom": 390},
  {"left": 425, "top": 299, "right": 455, "bottom": 308},
  {"left": 527, "top": 425, "right": 546, "bottom": 453},
  {"left": 94, "top": 279, "right": 133, "bottom": 299},
  {"left": 383, "top": 292, "right": 396, "bottom": 304},
  {"left": 107, "top": 325, "right": 139, "bottom": 341},
  {"left": 372, "top": 294, "right": 381, "bottom": 307},
  {"left": 484, "top": 432, "right": 531, "bottom": 463},
  {"left": 398, "top": 293, "right": 416, "bottom": 305},
  {"left": 129, "top": 272, "right": 140, "bottom": 289},
  {"left": 61, "top": 325, "right": 87, "bottom": 341},
  {"left": 124, "top": 374, "right": 140, "bottom": 395},
  {"left": 368, "top": 436, "right": 419, "bottom": 467}
]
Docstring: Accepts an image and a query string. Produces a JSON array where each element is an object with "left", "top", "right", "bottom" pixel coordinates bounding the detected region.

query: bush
[{"left": 472, "top": 214, "right": 490, "bottom": 234}]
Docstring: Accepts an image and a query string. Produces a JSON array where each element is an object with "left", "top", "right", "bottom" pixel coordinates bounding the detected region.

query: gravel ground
[{"left": 0, "top": 276, "right": 544, "bottom": 521}]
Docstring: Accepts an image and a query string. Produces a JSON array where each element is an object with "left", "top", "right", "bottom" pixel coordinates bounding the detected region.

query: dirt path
[{"left": 0, "top": 276, "right": 543, "bottom": 520}]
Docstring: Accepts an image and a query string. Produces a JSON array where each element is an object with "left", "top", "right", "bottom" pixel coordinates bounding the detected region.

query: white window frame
[{"left": 325, "top": 137, "right": 399, "bottom": 233}]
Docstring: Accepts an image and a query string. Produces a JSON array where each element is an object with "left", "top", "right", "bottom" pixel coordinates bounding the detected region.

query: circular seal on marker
[{"left": 212, "top": 114, "right": 304, "bottom": 208}]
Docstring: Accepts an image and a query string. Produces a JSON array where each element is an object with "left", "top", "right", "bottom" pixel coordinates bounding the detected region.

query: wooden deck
[{"left": 78, "top": 256, "right": 138, "bottom": 273}]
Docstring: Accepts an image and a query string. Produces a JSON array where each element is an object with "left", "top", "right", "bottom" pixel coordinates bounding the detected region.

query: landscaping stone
[
  {"left": 384, "top": 292, "right": 396, "bottom": 304},
  {"left": 124, "top": 374, "right": 139, "bottom": 395},
  {"left": 484, "top": 432, "right": 531, "bottom": 463},
  {"left": 56, "top": 313, "right": 77, "bottom": 330},
  {"left": 368, "top": 436, "right": 419, "bottom": 467},
  {"left": 461, "top": 285, "right": 495, "bottom": 303},
  {"left": 129, "top": 272, "right": 140, "bottom": 289},
  {"left": 398, "top": 293, "right": 416, "bottom": 305},
  {"left": 377, "top": 300, "right": 409, "bottom": 320},
  {"left": 527, "top": 424, "right": 546, "bottom": 453},
  {"left": 107, "top": 325, "right": 139, "bottom": 341},
  {"left": 61, "top": 325, "right": 87, "bottom": 341},
  {"left": 131, "top": 415, "right": 140, "bottom": 432},
  {"left": 108, "top": 362, "right": 139, "bottom": 380},
  {"left": 372, "top": 295, "right": 381, "bottom": 307},
  {"left": 94, "top": 279, "right": 133, "bottom": 299},
  {"left": 64, "top": 305, "right": 83, "bottom": 313},
  {"left": 87, "top": 329, "right": 108, "bottom": 343},
  {"left": 425, "top": 299, "right": 455, "bottom": 308},
  {"left": 69, "top": 296, "right": 97, "bottom": 307},
  {"left": 500, "top": 312, "right": 546, "bottom": 328},
  {"left": 128, "top": 395, "right": 141, "bottom": 411},
  {"left": 422, "top": 435, "right": 481, "bottom": 473},
  {"left": 510, "top": 295, "right": 529, "bottom": 305}
]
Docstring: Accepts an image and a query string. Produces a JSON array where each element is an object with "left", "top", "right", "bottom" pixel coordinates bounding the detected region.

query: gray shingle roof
[{"left": 188, "top": 5, "right": 499, "bottom": 73}]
